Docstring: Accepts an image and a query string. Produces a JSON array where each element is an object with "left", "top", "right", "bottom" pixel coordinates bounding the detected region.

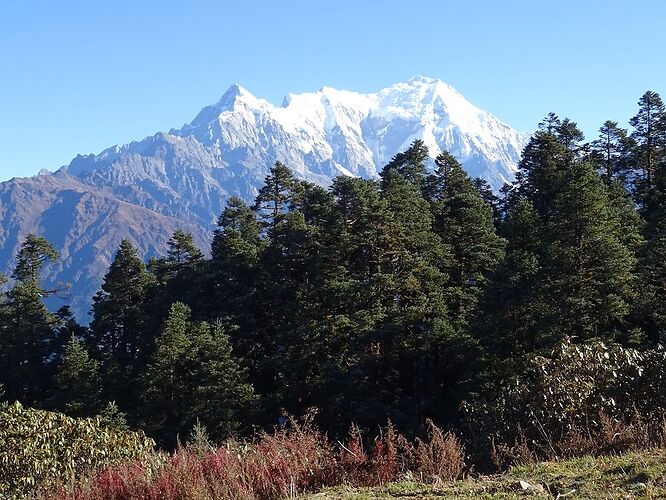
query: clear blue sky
[{"left": 1, "top": 0, "right": 664, "bottom": 181}]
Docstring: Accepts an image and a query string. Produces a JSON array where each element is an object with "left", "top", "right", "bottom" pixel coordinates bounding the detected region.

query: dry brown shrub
[{"left": 413, "top": 419, "right": 465, "bottom": 483}]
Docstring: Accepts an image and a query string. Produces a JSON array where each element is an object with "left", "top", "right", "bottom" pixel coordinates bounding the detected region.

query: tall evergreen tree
[
  {"left": 52, "top": 337, "right": 102, "bottom": 417},
  {"left": 543, "top": 161, "right": 636, "bottom": 340},
  {"left": 12, "top": 234, "right": 58, "bottom": 284},
  {"left": 426, "top": 152, "right": 505, "bottom": 327},
  {"left": 538, "top": 112, "right": 561, "bottom": 133},
  {"left": 147, "top": 229, "right": 205, "bottom": 323},
  {"left": 591, "top": 120, "right": 633, "bottom": 183},
  {"left": 0, "top": 235, "right": 59, "bottom": 405},
  {"left": 481, "top": 124, "right": 641, "bottom": 381},
  {"left": 144, "top": 302, "right": 254, "bottom": 447},
  {"left": 242, "top": 163, "right": 301, "bottom": 406},
  {"left": 89, "top": 239, "right": 153, "bottom": 409},
  {"left": 478, "top": 195, "right": 548, "bottom": 376},
  {"left": 310, "top": 163, "right": 455, "bottom": 429},
  {"left": 556, "top": 118, "right": 585, "bottom": 152},
  {"left": 516, "top": 129, "right": 573, "bottom": 215},
  {"left": 472, "top": 177, "right": 501, "bottom": 224},
  {"left": 638, "top": 208, "right": 666, "bottom": 344},
  {"left": 253, "top": 161, "right": 298, "bottom": 232},
  {"left": 205, "top": 196, "right": 263, "bottom": 324},
  {"left": 630, "top": 91, "right": 666, "bottom": 194},
  {"left": 381, "top": 139, "right": 429, "bottom": 189}
]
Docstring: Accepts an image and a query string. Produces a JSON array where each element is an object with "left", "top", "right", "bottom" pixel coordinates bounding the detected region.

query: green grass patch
[{"left": 309, "top": 449, "right": 666, "bottom": 499}]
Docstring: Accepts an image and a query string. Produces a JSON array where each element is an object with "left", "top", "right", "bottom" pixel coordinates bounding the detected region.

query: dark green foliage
[
  {"left": 12, "top": 234, "right": 58, "bottom": 284},
  {"left": 52, "top": 337, "right": 101, "bottom": 417},
  {"left": 426, "top": 152, "right": 505, "bottom": 327},
  {"left": 381, "top": 138, "right": 429, "bottom": 188},
  {"left": 479, "top": 116, "right": 642, "bottom": 384},
  {"left": 88, "top": 239, "right": 154, "bottom": 410},
  {"left": 630, "top": 91, "right": 666, "bottom": 194},
  {"left": 204, "top": 196, "right": 262, "bottom": 325},
  {"left": 477, "top": 196, "right": 547, "bottom": 377},
  {"left": 98, "top": 401, "right": 129, "bottom": 431},
  {"left": 544, "top": 161, "right": 636, "bottom": 340},
  {"left": 637, "top": 209, "right": 666, "bottom": 343},
  {"left": 0, "top": 235, "right": 59, "bottom": 405},
  {"left": 591, "top": 120, "right": 633, "bottom": 183},
  {"left": 143, "top": 302, "right": 254, "bottom": 447},
  {"left": 5, "top": 91, "right": 666, "bottom": 462},
  {"left": 253, "top": 160, "right": 299, "bottom": 230},
  {"left": 515, "top": 129, "right": 572, "bottom": 213},
  {"left": 556, "top": 118, "right": 585, "bottom": 152},
  {"left": 472, "top": 177, "right": 501, "bottom": 224},
  {"left": 146, "top": 229, "right": 206, "bottom": 327}
]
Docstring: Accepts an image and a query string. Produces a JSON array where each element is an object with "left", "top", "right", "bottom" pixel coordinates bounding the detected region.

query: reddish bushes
[
  {"left": 37, "top": 415, "right": 465, "bottom": 500},
  {"left": 414, "top": 420, "right": 466, "bottom": 483}
]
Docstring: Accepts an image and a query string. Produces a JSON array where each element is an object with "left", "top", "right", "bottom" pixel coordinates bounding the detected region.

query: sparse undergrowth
[
  {"left": 309, "top": 448, "right": 666, "bottom": 499},
  {"left": 35, "top": 415, "right": 464, "bottom": 500}
]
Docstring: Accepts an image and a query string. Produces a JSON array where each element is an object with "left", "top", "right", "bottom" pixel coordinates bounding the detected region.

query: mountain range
[{"left": 0, "top": 76, "right": 529, "bottom": 320}]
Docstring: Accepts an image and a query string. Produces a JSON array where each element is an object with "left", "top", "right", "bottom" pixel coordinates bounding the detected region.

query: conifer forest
[{"left": 3, "top": 91, "right": 666, "bottom": 498}]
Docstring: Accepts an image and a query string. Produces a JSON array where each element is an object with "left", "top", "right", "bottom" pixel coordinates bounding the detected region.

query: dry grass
[
  {"left": 487, "top": 412, "right": 666, "bottom": 470},
  {"left": 36, "top": 415, "right": 465, "bottom": 500}
]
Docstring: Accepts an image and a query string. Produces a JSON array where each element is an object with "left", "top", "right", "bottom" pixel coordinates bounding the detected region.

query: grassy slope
[{"left": 308, "top": 449, "right": 666, "bottom": 499}]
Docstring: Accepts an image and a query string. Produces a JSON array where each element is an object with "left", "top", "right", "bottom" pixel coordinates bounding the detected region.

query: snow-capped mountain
[
  {"left": 176, "top": 75, "right": 526, "bottom": 191},
  {"left": 0, "top": 76, "right": 529, "bottom": 319}
]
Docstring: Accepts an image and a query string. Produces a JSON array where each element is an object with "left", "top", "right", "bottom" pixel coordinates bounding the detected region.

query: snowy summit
[
  {"left": 1, "top": 76, "right": 529, "bottom": 319},
  {"left": 176, "top": 75, "right": 528, "bottom": 191}
]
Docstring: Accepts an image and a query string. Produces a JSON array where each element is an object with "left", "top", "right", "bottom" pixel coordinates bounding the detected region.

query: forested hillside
[{"left": 1, "top": 90, "right": 666, "bottom": 472}]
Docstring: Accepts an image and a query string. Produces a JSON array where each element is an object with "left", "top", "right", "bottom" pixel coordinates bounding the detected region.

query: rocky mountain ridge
[{"left": 0, "top": 76, "right": 529, "bottom": 319}]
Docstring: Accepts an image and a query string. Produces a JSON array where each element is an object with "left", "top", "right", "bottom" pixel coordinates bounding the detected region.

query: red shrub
[{"left": 36, "top": 415, "right": 465, "bottom": 500}]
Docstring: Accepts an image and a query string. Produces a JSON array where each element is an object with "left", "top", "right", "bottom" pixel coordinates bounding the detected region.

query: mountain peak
[
  {"left": 215, "top": 83, "right": 255, "bottom": 109},
  {"left": 0, "top": 76, "right": 529, "bottom": 321},
  {"left": 407, "top": 74, "right": 438, "bottom": 84}
]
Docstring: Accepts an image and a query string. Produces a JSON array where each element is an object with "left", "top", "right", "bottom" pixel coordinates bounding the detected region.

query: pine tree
[
  {"left": 212, "top": 197, "right": 262, "bottom": 267},
  {"left": 12, "top": 234, "right": 58, "bottom": 284},
  {"left": 426, "top": 152, "right": 505, "bottom": 327},
  {"left": 313, "top": 163, "right": 454, "bottom": 429},
  {"left": 190, "top": 320, "right": 255, "bottom": 440},
  {"left": 253, "top": 161, "right": 298, "bottom": 231},
  {"left": 638, "top": 209, "right": 666, "bottom": 344},
  {"left": 591, "top": 120, "right": 633, "bottom": 183},
  {"left": 472, "top": 177, "right": 501, "bottom": 224},
  {"left": 516, "top": 129, "right": 573, "bottom": 215},
  {"left": 147, "top": 229, "right": 205, "bottom": 323},
  {"left": 244, "top": 164, "right": 327, "bottom": 414},
  {"left": 480, "top": 125, "right": 641, "bottom": 382},
  {"left": 478, "top": 195, "right": 548, "bottom": 372},
  {"left": 556, "top": 118, "right": 585, "bottom": 152},
  {"left": 0, "top": 235, "right": 59, "bottom": 405},
  {"left": 205, "top": 196, "right": 262, "bottom": 324},
  {"left": 261, "top": 182, "right": 335, "bottom": 417},
  {"left": 52, "top": 337, "right": 102, "bottom": 417},
  {"left": 89, "top": 239, "right": 153, "bottom": 409},
  {"left": 630, "top": 91, "right": 666, "bottom": 194},
  {"left": 376, "top": 166, "right": 456, "bottom": 425},
  {"left": 381, "top": 139, "right": 429, "bottom": 189},
  {"left": 538, "top": 112, "right": 561, "bottom": 134},
  {"left": 543, "top": 161, "right": 636, "bottom": 340},
  {"left": 143, "top": 302, "right": 192, "bottom": 444},
  {"left": 144, "top": 302, "right": 253, "bottom": 446}
]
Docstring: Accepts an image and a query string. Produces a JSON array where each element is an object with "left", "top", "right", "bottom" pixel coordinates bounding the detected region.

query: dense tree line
[{"left": 0, "top": 91, "right": 665, "bottom": 447}]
